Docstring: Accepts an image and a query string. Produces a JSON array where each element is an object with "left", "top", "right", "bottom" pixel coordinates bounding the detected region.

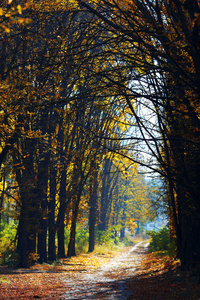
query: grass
[
  {"left": 93, "top": 243, "right": 124, "bottom": 256},
  {"left": 127, "top": 233, "right": 150, "bottom": 243}
]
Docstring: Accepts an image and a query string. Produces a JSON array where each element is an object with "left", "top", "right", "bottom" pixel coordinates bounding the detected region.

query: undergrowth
[
  {"left": 147, "top": 227, "right": 177, "bottom": 256},
  {"left": 0, "top": 221, "right": 18, "bottom": 265}
]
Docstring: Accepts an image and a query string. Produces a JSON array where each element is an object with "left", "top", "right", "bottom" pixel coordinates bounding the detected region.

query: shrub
[
  {"left": 95, "top": 227, "right": 134, "bottom": 248},
  {"left": 96, "top": 227, "right": 118, "bottom": 247},
  {"left": 121, "top": 236, "right": 134, "bottom": 247},
  {"left": 0, "top": 221, "right": 18, "bottom": 265},
  {"left": 64, "top": 223, "right": 89, "bottom": 254},
  {"left": 75, "top": 225, "right": 89, "bottom": 253},
  {"left": 147, "top": 227, "right": 176, "bottom": 256}
]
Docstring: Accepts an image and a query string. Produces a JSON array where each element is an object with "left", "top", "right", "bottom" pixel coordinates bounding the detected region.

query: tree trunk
[
  {"left": 120, "top": 228, "right": 125, "bottom": 238},
  {"left": 135, "top": 221, "right": 140, "bottom": 235},
  {"left": 67, "top": 194, "right": 81, "bottom": 258},
  {"left": 98, "top": 184, "right": 109, "bottom": 231},
  {"left": 88, "top": 162, "right": 99, "bottom": 253},
  {"left": 17, "top": 188, "right": 38, "bottom": 267},
  {"left": 48, "top": 166, "right": 57, "bottom": 261},
  {"left": 36, "top": 151, "right": 49, "bottom": 264},
  {"left": 99, "top": 157, "right": 119, "bottom": 232},
  {"left": 37, "top": 218, "right": 48, "bottom": 263},
  {"left": 13, "top": 142, "right": 38, "bottom": 267},
  {"left": 57, "top": 169, "right": 67, "bottom": 258},
  {"left": 57, "top": 203, "right": 66, "bottom": 258},
  {"left": 0, "top": 168, "right": 6, "bottom": 224},
  {"left": 17, "top": 207, "right": 28, "bottom": 267}
]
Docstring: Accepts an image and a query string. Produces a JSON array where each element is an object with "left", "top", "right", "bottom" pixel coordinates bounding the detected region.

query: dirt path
[
  {"left": 60, "top": 241, "right": 149, "bottom": 300},
  {"left": 1, "top": 242, "right": 200, "bottom": 299}
]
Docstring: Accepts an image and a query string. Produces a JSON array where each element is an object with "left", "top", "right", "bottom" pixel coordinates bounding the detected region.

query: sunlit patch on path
[{"left": 60, "top": 241, "right": 148, "bottom": 299}]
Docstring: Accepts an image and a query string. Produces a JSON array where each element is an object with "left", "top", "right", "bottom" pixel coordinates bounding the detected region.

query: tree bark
[
  {"left": 57, "top": 169, "right": 67, "bottom": 258},
  {"left": 48, "top": 166, "right": 57, "bottom": 261},
  {"left": 57, "top": 204, "right": 66, "bottom": 258},
  {"left": 88, "top": 161, "right": 99, "bottom": 252},
  {"left": 67, "top": 195, "right": 81, "bottom": 257}
]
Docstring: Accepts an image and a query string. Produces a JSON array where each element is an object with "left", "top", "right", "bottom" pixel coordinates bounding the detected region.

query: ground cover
[
  {"left": 0, "top": 250, "right": 125, "bottom": 299},
  {"left": 0, "top": 243, "right": 200, "bottom": 299},
  {"left": 128, "top": 251, "right": 200, "bottom": 299}
]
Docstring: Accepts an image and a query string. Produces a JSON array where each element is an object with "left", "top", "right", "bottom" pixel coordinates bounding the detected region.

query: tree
[
  {"left": 0, "top": 1, "right": 104, "bottom": 265},
  {"left": 77, "top": 0, "right": 200, "bottom": 271},
  {"left": 88, "top": 158, "right": 99, "bottom": 252}
]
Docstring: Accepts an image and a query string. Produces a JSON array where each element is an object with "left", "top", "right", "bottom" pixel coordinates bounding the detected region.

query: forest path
[
  {"left": 1, "top": 241, "right": 200, "bottom": 299},
  {"left": 60, "top": 241, "right": 149, "bottom": 300}
]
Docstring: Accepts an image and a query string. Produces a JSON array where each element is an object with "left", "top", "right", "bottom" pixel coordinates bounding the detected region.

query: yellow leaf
[
  {"left": 3, "top": 26, "right": 10, "bottom": 33},
  {"left": 55, "top": 123, "right": 59, "bottom": 135},
  {"left": 17, "top": 5, "right": 22, "bottom": 14}
]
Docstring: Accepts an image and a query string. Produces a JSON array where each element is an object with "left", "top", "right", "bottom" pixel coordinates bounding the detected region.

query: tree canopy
[{"left": 1, "top": 0, "right": 200, "bottom": 273}]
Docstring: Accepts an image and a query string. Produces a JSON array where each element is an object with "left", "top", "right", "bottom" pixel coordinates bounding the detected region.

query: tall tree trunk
[
  {"left": 57, "top": 204, "right": 66, "bottom": 258},
  {"left": 37, "top": 218, "right": 48, "bottom": 263},
  {"left": 98, "top": 171, "right": 109, "bottom": 231},
  {"left": 88, "top": 161, "right": 99, "bottom": 253},
  {"left": 37, "top": 163, "right": 49, "bottom": 263},
  {"left": 135, "top": 221, "right": 140, "bottom": 235},
  {"left": 0, "top": 168, "right": 6, "bottom": 224},
  {"left": 57, "top": 169, "right": 67, "bottom": 258},
  {"left": 17, "top": 203, "right": 28, "bottom": 268},
  {"left": 98, "top": 157, "right": 118, "bottom": 231},
  {"left": 120, "top": 228, "right": 125, "bottom": 238},
  {"left": 37, "top": 189, "right": 48, "bottom": 263},
  {"left": 13, "top": 141, "right": 38, "bottom": 267},
  {"left": 17, "top": 188, "right": 38, "bottom": 267},
  {"left": 67, "top": 195, "right": 81, "bottom": 258},
  {"left": 168, "top": 119, "right": 200, "bottom": 271},
  {"left": 48, "top": 165, "right": 57, "bottom": 261},
  {"left": 37, "top": 109, "right": 50, "bottom": 263}
]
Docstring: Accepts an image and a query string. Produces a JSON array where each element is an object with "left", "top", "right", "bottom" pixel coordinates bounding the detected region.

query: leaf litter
[{"left": 0, "top": 241, "right": 200, "bottom": 299}]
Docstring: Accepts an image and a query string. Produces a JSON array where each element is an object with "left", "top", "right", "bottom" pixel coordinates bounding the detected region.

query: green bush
[
  {"left": 121, "top": 236, "right": 134, "bottom": 247},
  {"left": 147, "top": 227, "right": 176, "bottom": 256},
  {"left": 0, "top": 221, "right": 18, "bottom": 265},
  {"left": 95, "top": 227, "right": 134, "bottom": 248},
  {"left": 75, "top": 225, "right": 89, "bottom": 253},
  {"left": 96, "top": 227, "right": 118, "bottom": 247},
  {"left": 64, "top": 224, "right": 89, "bottom": 254}
]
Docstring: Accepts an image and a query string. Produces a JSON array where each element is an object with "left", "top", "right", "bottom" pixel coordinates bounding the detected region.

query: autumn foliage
[{"left": 1, "top": 0, "right": 200, "bottom": 286}]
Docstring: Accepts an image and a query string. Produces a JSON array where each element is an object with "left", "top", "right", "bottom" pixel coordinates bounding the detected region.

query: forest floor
[{"left": 0, "top": 241, "right": 200, "bottom": 299}]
